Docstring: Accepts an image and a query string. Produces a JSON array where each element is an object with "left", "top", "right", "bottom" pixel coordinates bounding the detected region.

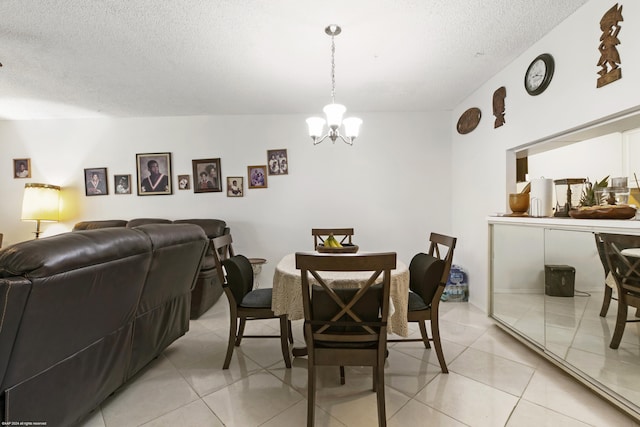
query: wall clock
[{"left": 524, "top": 53, "right": 554, "bottom": 96}]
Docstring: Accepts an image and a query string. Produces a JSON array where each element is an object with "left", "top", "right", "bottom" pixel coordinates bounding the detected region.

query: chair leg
[
  {"left": 431, "top": 316, "right": 448, "bottom": 373},
  {"left": 307, "top": 363, "right": 316, "bottom": 427},
  {"left": 418, "top": 320, "right": 431, "bottom": 349},
  {"left": 279, "top": 315, "right": 292, "bottom": 368},
  {"left": 610, "top": 301, "right": 628, "bottom": 349},
  {"left": 235, "top": 318, "right": 247, "bottom": 346},
  {"left": 600, "top": 284, "right": 613, "bottom": 317},
  {"left": 223, "top": 312, "right": 238, "bottom": 369},
  {"left": 288, "top": 320, "right": 294, "bottom": 343},
  {"left": 375, "top": 362, "right": 387, "bottom": 427},
  {"left": 340, "top": 366, "right": 346, "bottom": 385}
]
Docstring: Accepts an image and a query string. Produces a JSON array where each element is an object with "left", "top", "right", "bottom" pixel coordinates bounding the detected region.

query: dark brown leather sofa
[
  {"left": 73, "top": 218, "right": 229, "bottom": 319},
  {"left": 0, "top": 223, "right": 208, "bottom": 426}
]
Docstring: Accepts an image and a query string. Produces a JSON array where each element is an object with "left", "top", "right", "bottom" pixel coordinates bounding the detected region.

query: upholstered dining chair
[
  {"left": 296, "top": 251, "right": 396, "bottom": 427},
  {"left": 312, "top": 228, "right": 354, "bottom": 248},
  {"left": 211, "top": 234, "right": 292, "bottom": 369},
  {"left": 598, "top": 233, "right": 640, "bottom": 349},
  {"left": 388, "top": 232, "right": 457, "bottom": 373}
]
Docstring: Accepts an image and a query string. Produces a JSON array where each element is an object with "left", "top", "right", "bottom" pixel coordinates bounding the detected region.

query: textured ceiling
[{"left": 0, "top": 0, "right": 589, "bottom": 120}]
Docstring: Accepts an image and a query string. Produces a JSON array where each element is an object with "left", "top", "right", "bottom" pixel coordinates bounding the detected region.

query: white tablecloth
[{"left": 271, "top": 253, "right": 410, "bottom": 337}]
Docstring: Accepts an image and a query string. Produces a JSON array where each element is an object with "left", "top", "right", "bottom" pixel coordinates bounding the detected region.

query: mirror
[
  {"left": 544, "top": 229, "right": 640, "bottom": 409},
  {"left": 491, "top": 224, "right": 545, "bottom": 346},
  {"left": 490, "top": 223, "right": 640, "bottom": 418}
]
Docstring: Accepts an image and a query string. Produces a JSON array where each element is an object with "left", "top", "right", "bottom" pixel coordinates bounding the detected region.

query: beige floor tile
[
  {"left": 414, "top": 371, "right": 518, "bottom": 426},
  {"left": 522, "top": 362, "right": 638, "bottom": 426},
  {"left": 175, "top": 346, "right": 264, "bottom": 396},
  {"left": 202, "top": 370, "right": 303, "bottom": 426},
  {"left": 506, "top": 399, "right": 592, "bottom": 427},
  {"left": 448, "top": 347, "right": 535, "bottom": 396},
  {"left": 100, "top": 370, "right": 199, "bottom": 427},
  {"left": 470, "top": 325, "right": 544, "bottom": 368},
  {"left": 388, "top": 399, "right": 466, "bottom": 427},
  {"left": 261, "top": 399, "right": 347, "bottom": 427},
  {"left": 390, "top": 333, "right": 467, "bottom": 369},
  {"left": 140, "top": 400, "right": 224, "bottom": 426},
  {"left": 384, "top": 347, "right": 442, "bottom": 397}
]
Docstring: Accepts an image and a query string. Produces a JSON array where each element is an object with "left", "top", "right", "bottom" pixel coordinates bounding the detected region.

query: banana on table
[{"left": 324, "top": 234, "right": 343, "bottom": 248}]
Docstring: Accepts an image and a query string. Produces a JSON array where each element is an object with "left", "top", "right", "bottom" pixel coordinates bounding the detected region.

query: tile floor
[{"left": 80, "top": 299, "right": 640, "bottom": 427}]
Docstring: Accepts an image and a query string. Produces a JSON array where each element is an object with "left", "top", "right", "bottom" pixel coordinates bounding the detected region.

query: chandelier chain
[{"left": 330, "top": 34, "right": 336, "bottom": 104}]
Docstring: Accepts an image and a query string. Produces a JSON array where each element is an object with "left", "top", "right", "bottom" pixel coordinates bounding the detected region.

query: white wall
[
  {"left": 451, "top": 0, "right": 640, "bottom": 310},
  {"left": 0, "top": 111, "right": 452, "bottom": 284}
]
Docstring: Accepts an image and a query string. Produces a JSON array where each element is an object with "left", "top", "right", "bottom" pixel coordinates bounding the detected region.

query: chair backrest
[
  {"left": 594, "top": 233, "right": 611, "bottom": 276},
  {"left": 296, "top": 252, "right": 396, "bottom": 347},
  {"left": 428, "top": 232, "right": 457, "bottom": 284},
  {"left": 599, "top": 233, "right": 640, "bottom": 295},
  {"left": 312, "top": 228, "right": 354, "bottom": 247},
  {"left": 221, "top": 255, "right": 254, "bottom": 306},
  {"left": 409, "top": 253, "right": 446, "bottom": 304},
  {"left": 211, "top": 234, "right": 236, "bottom": 284},
  {"left": 0, "top": 233, "right": 3, "bottom": 249}
]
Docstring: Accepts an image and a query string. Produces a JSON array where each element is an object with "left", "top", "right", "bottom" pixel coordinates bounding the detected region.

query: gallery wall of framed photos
[{"left": 71, "top": 149, "right": 289, "bottom": 198}]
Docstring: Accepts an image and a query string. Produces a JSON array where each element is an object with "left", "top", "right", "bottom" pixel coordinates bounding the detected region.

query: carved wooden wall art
[
  {"left": 493, "top": 86, "right": 507, "bottom": 128},
  {"left": 457, "top": 107, "right": 481, "bottom": 134},
  {"left": 597, "top": 3, "right": 623, "bottom": 88}
]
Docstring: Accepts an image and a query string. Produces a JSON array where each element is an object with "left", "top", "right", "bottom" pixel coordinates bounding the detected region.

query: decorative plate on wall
[{"left": 457, "top": 107, "right": 482, "bottom": 134}]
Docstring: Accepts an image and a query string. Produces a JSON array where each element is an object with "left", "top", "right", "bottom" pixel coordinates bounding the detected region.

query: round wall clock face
[{"left": 524, "top": 53, "right": 554, "bottom": 96}]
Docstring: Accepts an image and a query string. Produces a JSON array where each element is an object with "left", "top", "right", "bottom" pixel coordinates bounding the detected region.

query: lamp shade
[
  {"left": 306, "top": 117, "right": 326, "bottom": 138},
  {"left": 21, "top": 183, "right": 61, "bottom": 222},
  {"left": 323, "top": 103, "right": 346, "bottom": 128},
  {"left": 342, "top": 117, "right": 363, "bottom": 138}
]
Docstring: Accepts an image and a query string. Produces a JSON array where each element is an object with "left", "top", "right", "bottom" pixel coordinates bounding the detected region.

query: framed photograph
[
  {"left": 248, "top": 165, "right": 268, "bottom": 189},
  {"left": 227, "top": 176, "right": 244, "bottom": 197},
  {"left": 114, "top": 174, "right": 132, "bottom": 194},
  {"left": 13, "top": 158, "right": 31, "bottom": 178},
  {"left": 178, "top": 174, "right": 191, "bottom": 190},
  {"left": 267, "top": 149, "right": 288, "bottom": 175},
  {"left": 192, "top": 158, "right": 222, "bottom": 193},
  {"left": 136, "top": 153, "right": 172, "bottom": 195},
  {"left": 85, "top": 167, "right": 109, "bottom": 196}
]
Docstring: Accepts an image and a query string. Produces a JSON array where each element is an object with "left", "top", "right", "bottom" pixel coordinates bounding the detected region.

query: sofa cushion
[
  {"left": 72, "top": 220, "right": 128, "bottom": 231},
  {"left": 127, "top": 218, "right": 172, "bottom": 228}
]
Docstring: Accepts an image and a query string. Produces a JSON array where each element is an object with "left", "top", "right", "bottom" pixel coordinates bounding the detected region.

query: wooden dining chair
[
  {"left": 388, "top": 232, "right": 456, "bottom": 373},
  {"left": 312, "top": 228, "right": 354, "bottom": 248},
  {"left": 598, "top": 233, "right": 640, "bottom": 349},
  {"left": 595, "top": 233, "right": 615, "bottom": 317},
  {"left": 212, "top": 234, "right": 292, "bottom": 369},
  {"left": 296, "top": 251, "right": 396, "bottom": 427}
]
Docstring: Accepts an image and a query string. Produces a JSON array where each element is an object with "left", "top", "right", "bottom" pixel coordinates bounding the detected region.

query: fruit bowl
[{"left": 316, "top": 243, "right": 359, "bottom": 254}]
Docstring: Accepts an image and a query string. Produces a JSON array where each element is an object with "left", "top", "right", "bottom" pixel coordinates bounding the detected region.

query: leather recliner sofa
[
  {"left": 73, "top": 218, "right": 229, "bottom": 319},
  {"left": 0, "top": 223, "right": 208, "bottom": 426}
]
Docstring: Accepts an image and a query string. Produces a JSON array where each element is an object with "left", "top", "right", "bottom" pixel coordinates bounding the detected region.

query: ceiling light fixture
[{"left": 306, "top": 25, "right": 362, "bottom": 146}]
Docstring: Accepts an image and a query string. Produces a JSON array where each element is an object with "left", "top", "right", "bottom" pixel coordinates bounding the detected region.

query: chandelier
[{"left": 306, "top": 25, "right": 362, "bottom": 145}]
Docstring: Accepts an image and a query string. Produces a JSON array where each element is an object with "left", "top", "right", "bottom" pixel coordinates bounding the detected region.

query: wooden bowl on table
[{"left": 316, "top": 243, "right": 359, "bottom": 254}]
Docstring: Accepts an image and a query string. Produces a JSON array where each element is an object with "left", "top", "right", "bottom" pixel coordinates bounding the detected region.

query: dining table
[{"left": 271, "top": 252, "right": 410, "bottom": 338}]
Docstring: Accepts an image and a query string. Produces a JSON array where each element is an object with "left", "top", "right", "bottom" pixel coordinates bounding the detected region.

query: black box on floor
[{"left": 544, "top": 265, "right": 575, "bottom": 297}]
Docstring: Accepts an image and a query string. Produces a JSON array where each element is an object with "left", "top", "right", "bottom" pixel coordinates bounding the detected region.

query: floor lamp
[{"left": 21, "top": 183, "right": 61, "bottom": 239}]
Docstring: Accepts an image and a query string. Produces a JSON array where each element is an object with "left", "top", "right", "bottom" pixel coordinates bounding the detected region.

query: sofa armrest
[{"left": 0, "top": 278, "right": 31, "bottom": 388}]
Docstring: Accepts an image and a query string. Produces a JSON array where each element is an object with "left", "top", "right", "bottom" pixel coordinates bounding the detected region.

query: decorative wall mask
[
  {"left": 597, "top": 3, "right": 623, "bottom": 88},
  {"left": 493, "top": 87, "right": 507, "bottom": 128},
  {"left": 456, "top": 108, "right": 481, "bottom": 135}
]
